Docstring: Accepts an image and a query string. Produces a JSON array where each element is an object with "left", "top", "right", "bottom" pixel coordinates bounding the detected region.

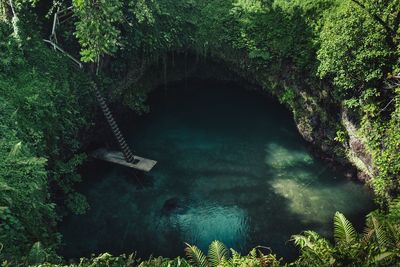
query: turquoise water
[{"left": 59, "top": 82, "right": 374, "bottom": 260}]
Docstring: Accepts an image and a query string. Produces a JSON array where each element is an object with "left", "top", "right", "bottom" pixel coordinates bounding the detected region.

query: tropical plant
[
  {"left": 1, "top": 0, "right": 400, "bottom": 265},
  {"left": 184, "top": 240, "right": 280, "bottom": 267},
  {"left": 291, "top": 230, "right": 335, "bottom": 266},
  {"left": 139, "top": 256, "right": 190, "bottom": 267},
  {"left": 292, "top": 207, "right": 400, "bottom": 266}
]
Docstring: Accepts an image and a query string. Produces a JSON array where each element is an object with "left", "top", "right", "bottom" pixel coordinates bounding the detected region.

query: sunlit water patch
[{"left": 59, "top": 82, "right": 374, "bottom": 260}]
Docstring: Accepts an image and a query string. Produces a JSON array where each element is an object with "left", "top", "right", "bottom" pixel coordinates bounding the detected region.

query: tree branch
[{"left": 378, "top": 98, "right": 395, "bottom": 115}]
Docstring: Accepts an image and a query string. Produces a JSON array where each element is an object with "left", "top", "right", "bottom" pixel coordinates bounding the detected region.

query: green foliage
[
  {"left": 291, "top": 231, "right": 335, "bottom": 266},
  {"left": 73, "top": 0, "right": 124, "bottom": 63},
  {"left": 0, "top": 15, "right": 95, "bottom": 262},
  {"left": 362, "top": 85, "right": 400, "bottom": 201},
  {"left": 334, "top": 129, "right": 347, "bottom": 144},
  {"left": 0, "top": 22, "right": 23, "bottom": 71},
  {"left": 123, "top": 92, "right": 149, "bottom": 115},
  {"left": 184, "top": 241, "right": 280, "bottom": 267},
  {"left": 77, "top": 253, "right": 137, "bottom": 267},
  {"left": 0, "top": 34, "right": 95, "bottom": 211},
  {"left": 139, "top": 257, "right": 190, "bottom": 267},
  {"left": 27, "top": 242, "right": 48, "bottom": 266},
  {"left": 208, "top": 241, "right": 229, "bottom": 267},
  {"left": 12, "top": 205, "right": 400, "bottom": 266},
  {"left": 128, "top": 0, "right": 158, "bottom": 25},
  {"left": 1, "top": 0, "right": 400, "bottom": 265},
  {"left": 50, "top": 154, "right": 89, "bottom": 215},
  {"left": 318, "top": 1, "right": 392, "bottom": 98},
  {"left": 72, "top": 0, "right": 160, "bottom": 64},
  {"left": 228, "top": 248, "right": 280, "bottom": 267},
  {"left": 333, "top": 211, "right": 358, "bottom": 246},
  {"left": 314, "top": 0, "right": 400, "bottom": 202},
  {"left": 363, "top": 213, "right": 389, "bottom": 250},
  {"left": 0, "top": 95, "right": 57, "bottom": 262},
  {"left": 184, "top": 243, "right": 208, "bottom": 267},
  {"left": 293, "top": 202, "right": 400, "bottom": 266},
  {"left": 279, "top": 88, "right": 296, "bottom": 107}
]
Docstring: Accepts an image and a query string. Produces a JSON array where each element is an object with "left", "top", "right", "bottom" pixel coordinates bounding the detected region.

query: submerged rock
[{"left": 161, "top": 197, "right": 187, "bottom": 215}]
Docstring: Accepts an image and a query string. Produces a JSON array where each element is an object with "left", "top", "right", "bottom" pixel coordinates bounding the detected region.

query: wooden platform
[{"left": 92, "top": 149, "right": 157, "bottom": 172}]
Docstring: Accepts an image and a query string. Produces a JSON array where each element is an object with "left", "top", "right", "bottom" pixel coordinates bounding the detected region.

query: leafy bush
[
  {"left": 292, "top": 203, "right": 400, "bottom": 266},
  {"left": 0, "top": 16, "right": 95, "bottom": 262},
  {"left": 1, "top": 0, "right": 400, "bottom": 265}
]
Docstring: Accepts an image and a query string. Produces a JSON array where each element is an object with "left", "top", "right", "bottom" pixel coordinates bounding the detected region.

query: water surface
[{"left": 60, "top": 82, "right": 374, "bottom": 260}]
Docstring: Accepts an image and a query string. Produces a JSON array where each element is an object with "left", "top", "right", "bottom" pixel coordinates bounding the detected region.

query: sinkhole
[{"left": 59, "top": 80, "right": 374, "bottom": 261}]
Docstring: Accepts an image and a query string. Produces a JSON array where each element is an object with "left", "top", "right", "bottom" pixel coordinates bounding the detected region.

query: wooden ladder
[
  {"left": 43, "top": 6, "right": 157, "bottom": 171},
  {"left": 94, "top": 86, "right": 137, "bottom": 163}
]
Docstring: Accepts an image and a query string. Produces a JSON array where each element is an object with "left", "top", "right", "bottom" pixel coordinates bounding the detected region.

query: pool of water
[{"left": 59, "top": 82, "right": 375, "bottom": 260}]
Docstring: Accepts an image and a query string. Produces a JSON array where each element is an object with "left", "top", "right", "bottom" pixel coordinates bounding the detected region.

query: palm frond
[
  {"left": 207, "top": 240, "right": 228, "bottom": 267},
  {"left": 334, "top": 212, "right": 357, "bottom": 245},
  {"left": 184, "top": 243, "right": 208, "bottom": 267}
]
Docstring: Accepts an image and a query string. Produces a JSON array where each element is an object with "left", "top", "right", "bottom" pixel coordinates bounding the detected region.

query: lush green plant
[
  {"left": 316, "top": 0, "right": 400, "bottom": 202},
  {"left": 1, "top": 0, "right": 400, "bottom": 265},
  {"left": 292, "top": 202, "right": 400, "bottom": 266},
  {"left": 0, "top": 13, "right": 95, "bottom": 262},
  {"left": 363, "top": 85, "right": 400, "bottom": 201},
  {"left": 22, "top": 241, "right": 280, "bottom": 267},
  {"left": 72, "top": 0, "right": 124, "bottom": 63},
  {"left": 184, "top": 240, "right": 278, "bottom": 267},
  {"left": 317, "top": 1, "right": 394, "bottom": 99}
]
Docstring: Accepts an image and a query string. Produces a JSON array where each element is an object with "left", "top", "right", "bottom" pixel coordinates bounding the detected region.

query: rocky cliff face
[
  {"left": 289, "top": 92, "right": 375, "bottom": 182},
  {"left": 340, "top": 110, "right": 374, "bottom": 182}
]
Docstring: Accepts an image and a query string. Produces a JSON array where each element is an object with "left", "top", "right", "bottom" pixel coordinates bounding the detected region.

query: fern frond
[
  {"left": 388, "top": 198, "right": 400, "bottom": 220},
  {"left": 291, "top": 231, "right": 322, "bottom": 249},
  {"left": 229, "top": 249, "right": 241, "bottom": 265},
  {"left": 334, "top": 212, "right": 357, "bottom": 245},
  {"left": 27, "top": 242, "right": 47, "bottom": 265},
  {"left": 363, "top": 213, "right": 389, "bottom": 249},
  {"left": 292, "top": 234, "right": 314, "bottom": 250},
  {"left": 385, "top": 222, "right": 400, "bottom": 248},
  {"left": 9, "top": 141, "right": 22, "bottom": 157},
  {"left": 185, "top": 243, "right": 208, "bottom": 267},
  {"left": 257, "top": 250, "right": 280, "bottom": 267},
  {"left": 371, "top": 251, "right": 395, "bottom": 265},
  {"left": 208, "top": 240, "right": 228, "bottom": 267}
]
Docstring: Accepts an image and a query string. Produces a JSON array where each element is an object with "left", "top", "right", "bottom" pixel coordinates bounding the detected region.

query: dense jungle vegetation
[{"left": 0, "top": 0, "right": 399, "bottom": 266}]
